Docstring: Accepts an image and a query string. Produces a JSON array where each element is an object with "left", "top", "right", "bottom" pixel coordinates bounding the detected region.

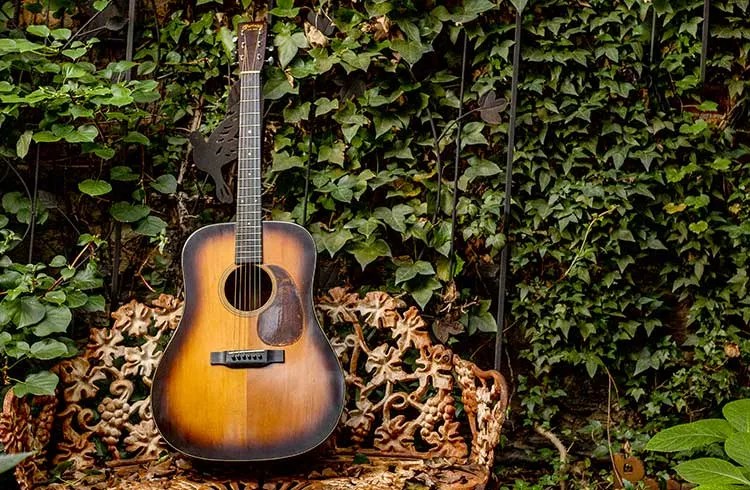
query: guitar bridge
[{"left": 210, "top": 349, "right": 284, "bottom": 368}]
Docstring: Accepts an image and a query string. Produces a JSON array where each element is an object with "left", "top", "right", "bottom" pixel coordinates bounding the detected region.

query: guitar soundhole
[{"left": 223, "top": 264, "right": 273, "bottom": 312}]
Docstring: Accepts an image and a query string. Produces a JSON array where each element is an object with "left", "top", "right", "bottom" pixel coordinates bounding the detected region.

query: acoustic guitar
[{"left": 151, "top": 21, "right": 345, "bottom": 462}]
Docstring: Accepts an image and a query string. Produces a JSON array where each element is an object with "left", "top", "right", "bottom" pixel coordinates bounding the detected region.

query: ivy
[{"left": 1, "top": 0, "right": 750, "bottom": 485}]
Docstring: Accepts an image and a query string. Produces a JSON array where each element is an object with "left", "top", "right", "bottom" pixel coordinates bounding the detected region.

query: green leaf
[
  {"left": 646, "top": 420, "right": 735, "bottom": 452},
  {"left": 6, "top": 296, "right": 46, "bottom": 328},
  {"left": 78, "top": 179, "right": 112, "bottom": 197},
  {"left": 321, "top": 228, "right": 354, "bottom": 256},
  {"left": 218, "top": 26, "right": 234, "bottom": 60},
  {"left": 81, "top": 294, "right": 105, "bottom": 312},
  {"left": 29, "top": 339, "right": 69, "bottom": 360},
  {"left": 725, "top": 432, "right": 750, "bottom": 468},
  {"left": 32, "top": 131, "right": 62, "bottom": 143},
  {"left": 275, "top": 32, "right": 308, "bottom": 68},
  {"left": 62, "top": 48, "right": 87, "bottom": 60},
  {"left": 123, "top": 131, "right": 150, "bottom": 146},
  {"left": 50, "top": 28, "right": 72, "bottom": 41},
  {"left": 92, "top": 0, "right": 110, "bottom": 11},
  {"left": 134, "top": 216, "right": 167, "bottom": 237},
  {"left": 0, "top": 452, "right": 33, "bottom": 474},
  {"left": 724, "top": 400, "right": 750, "bottom": 433},
  {"left": 2, "top": 192, "right": 28, "bottom": 214},
  {"left": 689, "top": 221, "right": 709, "bottom": 234},
  {"left": 395, "top": 260, "right": 435, "bottom": 284},
  {"left": 272, "top": 151, "right": 305, "bottom": 172},
  {"left": 263, "top": 67, "right": 298, "bottom": 100},
  {"left": 16, "top": 130, "right": 32, "bottom": 158},
  {"left": 44, "top": 290, "right": 66, "bottom": 305},
  {"left": 65, "top": 290, "right": 88, "bottom": 308},
  {"left": 110, "top": 202, "right": 150, "bottom": 223},
  {"left": 70, "top": 263, "right": 102, "bottom": 291},
  {"left": 270, "top": 0, "right": 300, "bottom": 17},
  {"left": 13, "top": 371, "right": 59, "bottom": 397},
  {"left": 318, "top": 142, "right": 346, "bottom": 166},
  {"left": 468, "top": 310, "right": 497, "bottom": 333},
  {"left": 692, "top": 485, "right": 748, "bottom": 490},
  {"left": 283, "top": 102, "right": 311, "bottom": 123},
  {"left": 711, "top": 158, "right": 731, "bottom": 172},
  {"left": 110, "top": 166, "right": 139, "bottom": 182},
  {"left": 675, "top": 458, "right": 750, "bottom": 486},
  {"left": 315, "top": 97, "right": 339, "bottom": 117},
  {"left": 27, "top": 25, "right": 50, "bottom": 37},
  {"left": 49, "top": 255, "right": 66, "bottom": 267},
  {"left": 31, "top": 306, "right": 72, "bottom": 336},
  {"left": 390, "top": 39, "right": 431, "bottom": 66},
  {"left": 64, "top": 125, "right": 98, "bottom": 143},
  {"left": 405, "top": 277, "right": 441, "bottom": 309},
  {"left": 349, "top": 239, "right": 391, "bottom": 269},
  {"left": 150, "top": 174, "right": 177, "bottom": 194}
]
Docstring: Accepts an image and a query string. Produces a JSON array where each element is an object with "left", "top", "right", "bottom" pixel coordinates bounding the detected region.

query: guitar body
[{"left": 151, "top": 221, "right": 345, "bottom": 461}]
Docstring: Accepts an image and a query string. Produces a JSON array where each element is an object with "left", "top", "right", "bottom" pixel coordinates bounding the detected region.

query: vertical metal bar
[
  {"left": 494, "top": 9, "right": 523, "bottom": 372},
  {"left": 112, "top": 0, "right": 137, "bottom": 302},
  {"left": 27, "top": 145, "right": 40, "bottom": 263},
  {"left": 700, "top": 0, "right": 710, "bottom": 85},
  {"left": 448, "top": 32, "right": 469, "bottom": 279},
  {"left": 649, "top": 6, "right": 658, "bottom": 65},
  {"left": 125, "top": 0, "right": 136, "bottom": 67},
  {"left": 302, "top": 83, "right": 315, "bottom": 225}
]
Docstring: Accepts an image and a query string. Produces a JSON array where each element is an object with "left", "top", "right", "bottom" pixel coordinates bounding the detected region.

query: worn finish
[
  {"left": 151, "top": 221, "right": 345, "bottom": 461},
  {"left": 257, "top": 264, "right": 304, "bottom": 346}
]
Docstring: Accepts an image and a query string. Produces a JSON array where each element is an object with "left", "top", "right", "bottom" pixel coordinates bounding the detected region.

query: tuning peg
[
  {"left": 267, "top": 46, "right": 275, "bottom": 52},
  {"left": 266, "top": 56, "right": 274, "bottom": 63}
]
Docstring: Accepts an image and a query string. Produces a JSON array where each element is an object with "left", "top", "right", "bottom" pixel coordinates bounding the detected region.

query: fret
[{"left": 235, "top": 69, "right": 263, "bottom": 264}]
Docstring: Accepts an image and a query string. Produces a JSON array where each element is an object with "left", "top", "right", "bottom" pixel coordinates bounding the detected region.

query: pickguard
[{"left": 258, "top": 264, "right": 303, "bottom": 346}]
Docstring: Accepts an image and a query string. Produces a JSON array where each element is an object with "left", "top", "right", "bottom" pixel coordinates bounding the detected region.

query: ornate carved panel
[{"left": 0, "top": 289, "right": 508, "bottom": 489}]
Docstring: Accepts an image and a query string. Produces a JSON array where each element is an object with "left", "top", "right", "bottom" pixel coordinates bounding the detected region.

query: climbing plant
[{"left": 1, "top": 0, "right": 750, "bottom": 486}]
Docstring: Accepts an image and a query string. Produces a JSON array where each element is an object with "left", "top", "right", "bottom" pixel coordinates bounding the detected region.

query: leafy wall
[{"left": 1, "top": 0, "right": 750, "bottom": 485}]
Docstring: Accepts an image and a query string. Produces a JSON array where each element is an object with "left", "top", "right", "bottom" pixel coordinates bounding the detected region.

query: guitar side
[{"left": 151, "top": 221, "right": 345, "bottom": 461}]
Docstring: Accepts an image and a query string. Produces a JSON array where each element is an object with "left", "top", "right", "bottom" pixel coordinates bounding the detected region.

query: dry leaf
[{"left": 304, "top": 21, "right": 328, "bottom": 48}]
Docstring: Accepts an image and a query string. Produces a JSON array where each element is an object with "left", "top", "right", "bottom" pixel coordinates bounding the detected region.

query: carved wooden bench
[{"left": 0, "top": 288, "right": 508, "bottom": 489}]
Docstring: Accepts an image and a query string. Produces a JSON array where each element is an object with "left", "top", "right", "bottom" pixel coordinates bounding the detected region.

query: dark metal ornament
[{"left": 189, "top": 83, "right": 241, "bottom": 203}]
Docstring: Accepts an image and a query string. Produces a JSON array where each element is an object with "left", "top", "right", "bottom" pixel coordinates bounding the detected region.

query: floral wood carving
[
  {"left": 0, "top": 289, "right": 508, "bottom": 489},
  {"left": 318, "top": 288, "right": 509, "bottom": 467},
  {"left": 53, "top": 294, "right": 182, "bottom": 475}
]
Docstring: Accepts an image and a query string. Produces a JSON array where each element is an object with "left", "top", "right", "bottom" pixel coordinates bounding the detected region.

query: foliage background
[{"left": 1, "top": 0, "right": 750, "bottom": 487}]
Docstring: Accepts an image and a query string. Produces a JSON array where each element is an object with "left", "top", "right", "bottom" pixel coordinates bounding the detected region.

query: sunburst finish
[{"left": 151, "top": 222, "right": 345, "bottom": 461}]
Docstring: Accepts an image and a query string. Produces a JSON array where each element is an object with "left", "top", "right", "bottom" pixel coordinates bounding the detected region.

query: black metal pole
[
  {"left": 112, "top": 0, "right": 137, "bottom": 302},
  {"left": 27, "top": 145, "right": 40, "bottom": 263},
  {"left": 649, "top": 6, "right": 657, "bottom": 65},
  {"left": 700, "top": 0, "right": 709, "bottom": 85},
  {"left": 494, "top": 9, "right": 523, "bottom": 372},
  {"left": 448, "top": 32, "right": 469, "bottom": 279}
]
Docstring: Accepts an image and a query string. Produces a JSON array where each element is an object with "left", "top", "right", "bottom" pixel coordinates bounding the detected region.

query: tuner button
[
  {"left": 267, "top": 46, "right": 274, "bottom": 52},
  {"left": 266, "top": 56, "right": 274, "bottom": 63}
]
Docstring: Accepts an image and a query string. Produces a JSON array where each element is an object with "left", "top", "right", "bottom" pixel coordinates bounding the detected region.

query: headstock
[{"left": 238, "top": 22, "right": 268, "bottom": 73}]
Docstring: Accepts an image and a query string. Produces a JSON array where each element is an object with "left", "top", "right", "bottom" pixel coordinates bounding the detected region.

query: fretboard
[{"left": 235, "top": 71, "right": 263, "bottom": 264}]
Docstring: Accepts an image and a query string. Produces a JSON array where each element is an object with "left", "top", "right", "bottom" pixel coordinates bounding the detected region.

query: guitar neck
[{"left": 235, "top": 70, "right": 263, "bottom": 264}]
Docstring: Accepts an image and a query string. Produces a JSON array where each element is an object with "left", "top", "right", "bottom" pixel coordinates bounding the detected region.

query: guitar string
[{"left": 236, "top": 58, "right": 262, "bottom": 347}]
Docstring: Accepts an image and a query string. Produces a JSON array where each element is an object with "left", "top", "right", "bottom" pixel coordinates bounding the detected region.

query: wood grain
[{"left": 151, "top": 221, "right": 345, "bottom": 461}]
